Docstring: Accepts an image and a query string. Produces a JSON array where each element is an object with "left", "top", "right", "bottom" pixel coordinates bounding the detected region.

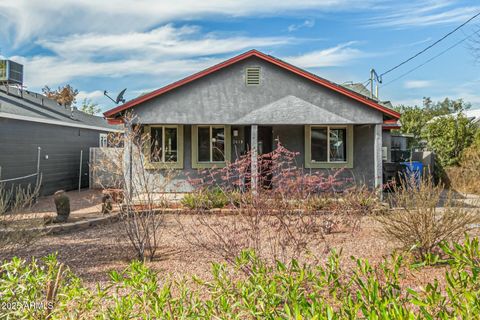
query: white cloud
[
  {"left": 17, "top": 41, "right": 363, "bottom": 89},
  {"left": 392, "top": 79, "right": 480, "bottom": 108},
  {"left": 0, "top": 0, "right": 373, "bottom": 46},
  {"left": 11, "top": 19, "right": 361, "bottom": 89},
  {"left": 12, "top": 54, "right": 220, "bottom": 88},
  {"left": 77, "top": 90, "right": 105, "bottom": 102},
  {"left": 37, "top": 24, "right": 290, "bottom": 59},
  {"left": 13, "top": 23, "right": 290, "bottom": 88},
  {"left": 288, "top": 19, "right": 315, "bottom": 32},
  {"left": 284, "top": 42, "right": 364, "bottom": 68},
  {"left": 404, "top": 80, "right": 433, "bottom": 89},
  {"left": 366, "top": 1, "right": 480, "bottom": 28}
]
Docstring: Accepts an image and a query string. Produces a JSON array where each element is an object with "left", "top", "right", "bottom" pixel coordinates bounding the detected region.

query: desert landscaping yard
[
  {"left": 0, "top": 202, "right": 412, "bottom": 287},
  {"left": 0, "top": 192, "right": 446, "bottom": 286},
  {"left": 2, "top": 141, "right": 480, "bottom": 318},
  {"left": 1, "top": 180, "right": 480, "bottom": 317}
]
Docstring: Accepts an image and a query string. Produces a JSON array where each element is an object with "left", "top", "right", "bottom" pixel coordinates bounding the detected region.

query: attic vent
[{"left": 246, "top": 67, "right": 261, "bottom": 86}]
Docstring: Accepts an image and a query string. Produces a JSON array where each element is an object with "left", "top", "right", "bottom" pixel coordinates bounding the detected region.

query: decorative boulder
[{"left": 53, "top": 190, "right": 70, "bottom": 223}]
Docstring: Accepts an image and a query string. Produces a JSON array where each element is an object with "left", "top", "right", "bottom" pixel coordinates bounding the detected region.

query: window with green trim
[
  {"left": 150, "top": 126, "right": 178, "bottom": 162},
  {"left": 305, "top": 125, "right": 353, "bottom": 168},
  {"left": 197, "top": 126, "right": 225, "bottom": 162},
  {"left": 145, "top": 125, "right": 183, "bottom": 169},
  {"left": 192, "top": 125, "right": 231, "bottom": 168}
]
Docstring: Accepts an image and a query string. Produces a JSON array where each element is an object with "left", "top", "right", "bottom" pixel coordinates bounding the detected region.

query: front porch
[{"left": 122, "top": 123, "right": 384, "bottom": 194}]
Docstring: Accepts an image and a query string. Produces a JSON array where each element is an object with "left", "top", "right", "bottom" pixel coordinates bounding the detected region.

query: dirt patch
[{"left": 20, "top": 189, "right": 106, "bottom": 219}]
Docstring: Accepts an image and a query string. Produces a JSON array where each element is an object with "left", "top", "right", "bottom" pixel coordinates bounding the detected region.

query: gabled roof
[
  {"left": 0, "top": 86, "right": 120, "bottom": 132},
  {"left": 234, "top": 95, "right": 354, "bottom": 125},
  {"left": 104, "top": 49, "right": 400, "bottom": 120}
]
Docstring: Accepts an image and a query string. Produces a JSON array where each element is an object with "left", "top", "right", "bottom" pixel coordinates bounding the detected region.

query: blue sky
[{"left": 1, "top": 0, "right": 479, "bottom": 112}]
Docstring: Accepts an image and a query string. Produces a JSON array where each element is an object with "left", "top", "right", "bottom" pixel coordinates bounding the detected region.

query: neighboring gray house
[
  {"left": 104, "top": 50, "right": 400, "bottom": 192},
  {"left": 0, "top": 85, "right": 120, "bottom": 195}
]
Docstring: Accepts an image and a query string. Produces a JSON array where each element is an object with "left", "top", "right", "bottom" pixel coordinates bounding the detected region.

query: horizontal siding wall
[{"left": 0, "top": 118, "right": 105, "bottom": 195}]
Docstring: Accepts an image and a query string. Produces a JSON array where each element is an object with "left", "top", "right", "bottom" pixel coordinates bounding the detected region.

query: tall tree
[
  {"left": 42, "top": 84, "right": 78, "bottom": 107},
  {"left": 423, "top": 113, "right": 477, "bottom": 167},
  {"left": 394, "top": 97, "right": 471, "bottom": 148}
]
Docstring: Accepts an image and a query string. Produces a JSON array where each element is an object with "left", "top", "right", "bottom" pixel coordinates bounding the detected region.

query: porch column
[
  {"left": 123, "top": 123, "right": 133, "bottom": 201},
  {"left": 374, "top": 124, "right": 382, "bottom": 197},
  {"left": 251, "top": 125, "right": 258, "bottom": 194}
]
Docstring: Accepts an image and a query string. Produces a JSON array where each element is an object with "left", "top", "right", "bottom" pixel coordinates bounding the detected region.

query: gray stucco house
[
  {"left": 0, "top": 85, "right": 120, "bottom": 195},
  {"left": 104, "top": 49, "right": 400, "bottom": 192}
]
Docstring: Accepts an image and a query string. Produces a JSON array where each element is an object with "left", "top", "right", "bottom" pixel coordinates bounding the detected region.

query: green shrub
[
  {"left": 2, "top": 238, "right": 480, "bottom": 318},
  {"left": 0, "top": 254, "right": 93, "bottom": 319},
  {"left": 181, "top": 192, "right": 208, "bottom": 209},
  {"left": 181, "top": 187, "right": 229, "bottom": 209},
  {"left": 422, "top": 113, "right": 477, "bottom": 167}
]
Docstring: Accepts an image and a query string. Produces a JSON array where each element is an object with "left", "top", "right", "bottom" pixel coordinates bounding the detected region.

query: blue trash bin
[{"left": 400, "top": 161, "right": 423, "bottom": 187}]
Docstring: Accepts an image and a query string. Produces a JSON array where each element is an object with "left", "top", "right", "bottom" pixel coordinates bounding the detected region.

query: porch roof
[{"left": 233, "top": 95, "right": 354, "bottom": 125}]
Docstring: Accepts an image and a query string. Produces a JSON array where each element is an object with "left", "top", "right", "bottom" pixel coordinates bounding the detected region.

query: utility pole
[
  {"left": 369, "top": 68, "right": 382, "bottom": 100},
  {"left": 370, "top": 69, "right": 374, "bottom": 99}
]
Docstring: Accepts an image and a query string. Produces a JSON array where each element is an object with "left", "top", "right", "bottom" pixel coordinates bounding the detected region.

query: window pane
[
  {"left": 329, "top": 128, "right": 347, "bottom": 162},
  {"left": 311, "top": 128, "right": 327, "bottom": 162},
  {"left": 212, "top": 127, "right": 225, "bottom": 161},
  {"left": 150, "top": 127, "right": 163, "bottom": 162},
  {"left": 198, "top": 127, "right": 210, "bottom": 162},
  {"left": 164, "top": 127, "right": 178, "bottom": 162}
]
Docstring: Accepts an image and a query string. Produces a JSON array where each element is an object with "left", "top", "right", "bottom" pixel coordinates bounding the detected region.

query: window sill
[
  {"left": 305, "top": 161, "right": 353, "bottom": 169},
  {"left": 144, "top": 161, "right": 183, "bottom": 170},
  {"left": 192, "top": 162, "right": 227, "bottom": 169}
]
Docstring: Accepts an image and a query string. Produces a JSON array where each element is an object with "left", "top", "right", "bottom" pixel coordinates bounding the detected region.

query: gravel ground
[
  {"left": 2, "top": 189, "right": 479, "bottom": 289},
  {"left": 0, "top": 214, "right": 455, "bottom": 291}
]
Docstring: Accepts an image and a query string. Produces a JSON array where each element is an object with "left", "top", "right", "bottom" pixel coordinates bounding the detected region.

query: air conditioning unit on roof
[{"left": 0, "top": 60, "right": 24, "bottom": 85}]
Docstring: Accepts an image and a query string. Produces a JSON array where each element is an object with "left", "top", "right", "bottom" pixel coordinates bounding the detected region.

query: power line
[
  {"left": 382, "top": 31, "right": 479, "bottom": 88},
  {"left": 380, "top": 10, "right": 480, "bottom": 78}
]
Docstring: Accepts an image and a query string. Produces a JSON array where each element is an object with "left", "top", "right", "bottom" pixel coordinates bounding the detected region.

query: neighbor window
[
  {"left": 305, "top": 125, "right": 352, "bottom": 168},
  {"left": 99, "top": 133, "right": 108, "bottom": 148},
  {"left": 145, "top": 125, "right": 183, "bottom": 169},
  {"left": 192, "top": 125, "right": 231, "bottom": 168}
]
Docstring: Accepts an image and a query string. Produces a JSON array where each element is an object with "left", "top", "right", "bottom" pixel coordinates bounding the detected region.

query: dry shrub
[
  {"left": 376, "top": 175, "right": 480, "bottom": 259},
  {"left": 91, "top": 115, "right": 175, "bottom": 261},
  {"left": 444, "top": 144, "right": 480, "bottom": 195},
  {"left": 177, "top": 142, "right": 373, "bottom": 267},
  {"left": 0, "top": 177, "right": 44, "bottom": 253}
]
